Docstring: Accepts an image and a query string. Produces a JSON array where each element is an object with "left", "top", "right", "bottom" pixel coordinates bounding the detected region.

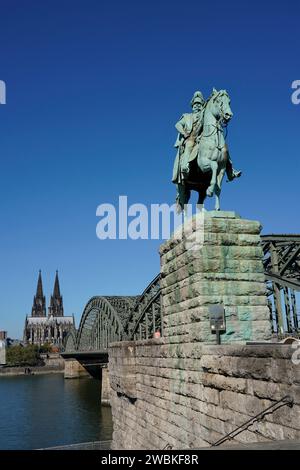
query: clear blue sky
[{"left": 0, "top": 0, "right": 299, "bottom": 338}]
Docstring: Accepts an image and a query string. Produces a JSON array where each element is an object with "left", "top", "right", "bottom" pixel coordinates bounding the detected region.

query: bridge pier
[
  {"left": 64, "top": 358, "right": 90, "bottom": 379},
  {"left": 100, "top": 366, "right": 111, "bottom": 405},
  {"left": 62, "top": 352, "right": 111, "bottom": 404}
]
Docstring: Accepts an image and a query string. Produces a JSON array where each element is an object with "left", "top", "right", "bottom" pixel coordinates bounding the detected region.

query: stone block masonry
[
  {"left": 160, "top": 211, "right": 272, "bottom": 343},
  {"left": 109, "top": 340, "right": 300, "bottom": 449}
]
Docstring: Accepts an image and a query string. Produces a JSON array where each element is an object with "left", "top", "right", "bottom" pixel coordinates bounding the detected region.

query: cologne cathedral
[{"left": 23, "top": 271, "right": 75, "bottom": 347}]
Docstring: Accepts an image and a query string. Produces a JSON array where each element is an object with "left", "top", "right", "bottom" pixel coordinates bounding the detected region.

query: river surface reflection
[{"left": 0, "top": 373, "right": 112, "bottom": 449}]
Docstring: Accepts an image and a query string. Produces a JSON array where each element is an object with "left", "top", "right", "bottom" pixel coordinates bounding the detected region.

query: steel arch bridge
[
  {"left": 64, "top": 234, "right": 300, "bottom": 355},
  {"left": 64, "top": 275, "right": 162, "bottom": 354}
]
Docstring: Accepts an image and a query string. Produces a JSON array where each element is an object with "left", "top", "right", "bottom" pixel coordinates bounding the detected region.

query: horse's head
[{"left": 208, "top": 88, "right": 233, "bottom": 124}]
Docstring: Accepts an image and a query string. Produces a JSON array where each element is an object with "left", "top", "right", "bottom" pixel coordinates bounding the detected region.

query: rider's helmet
[{"left": 190, "top": 91, "right": 205, "bottom": 107}]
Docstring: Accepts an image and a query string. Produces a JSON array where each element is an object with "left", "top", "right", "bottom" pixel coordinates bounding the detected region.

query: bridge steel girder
[
  {"left": 76, "top": 296, "right": 128, "bottom": 352},
  {"left": 262, "top": 235, "right": 300, "bottom": 292},
  {"left": 64, "top": 325, "right": 77, "bottom": 352},
  {"left": 262, "top": 234, "right": 300, "bottom": 336},
  {"left": 123, "top": 274, "right": 162, "bottom": 341}
]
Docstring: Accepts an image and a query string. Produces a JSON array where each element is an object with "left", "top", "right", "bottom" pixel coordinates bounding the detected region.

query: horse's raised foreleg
[{"left": 215, "top": 167, "right": 226, "bottom": 211}]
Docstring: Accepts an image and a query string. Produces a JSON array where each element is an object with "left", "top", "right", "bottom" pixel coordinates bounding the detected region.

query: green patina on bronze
[{"left": 172, "top": 89, "right": 242, "bottom": 212}]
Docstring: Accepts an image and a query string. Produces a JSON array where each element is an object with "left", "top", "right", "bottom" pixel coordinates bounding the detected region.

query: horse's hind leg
[
  {"left": 197, "top": 187, "right": 207, "bottom": 207},
  {"left": 207, "top": 161, "right": 218, "bottom": 197},
  {"left": 176, "top": 184, "right": 190, "bottom": 213},
  {"left": 215, "top": 167, "right": 226, "bottom": 211}
]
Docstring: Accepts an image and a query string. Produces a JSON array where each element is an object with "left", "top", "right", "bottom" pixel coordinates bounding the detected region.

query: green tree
[
  {"left": 6, "top": 344, "right": 43, "bottom": 367},
  {"left": 39, "top": 342, "right": 52, "bottom": 354}
]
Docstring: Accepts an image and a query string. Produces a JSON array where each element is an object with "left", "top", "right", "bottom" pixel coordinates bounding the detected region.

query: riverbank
[
  {"left": 0, "top": 353, "right": 65, "bottom": 377},
  {"left": 0, "top": 364, "right": 64, "bottom": 377}
]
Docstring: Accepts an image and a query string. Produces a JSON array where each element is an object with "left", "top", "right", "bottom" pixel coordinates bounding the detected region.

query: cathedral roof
[{"left": 26, "top": 316, "right": 74, "bottom": 325}]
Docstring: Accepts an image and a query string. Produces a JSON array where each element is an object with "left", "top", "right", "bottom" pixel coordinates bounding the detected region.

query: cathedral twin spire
[
  {"left": 31, "top": 271, "right": 64, "bottom": 318},
  {"left": 31, "top": 270, "right": 46, "bottom": 317},
  {"left": 48, "top": 271, "right": 64, "bottom": 317}
]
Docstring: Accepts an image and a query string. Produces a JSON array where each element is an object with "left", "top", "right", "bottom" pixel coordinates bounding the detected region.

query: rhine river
[{"left": 0, "top": 373, "right": 113, "bottom": 449}]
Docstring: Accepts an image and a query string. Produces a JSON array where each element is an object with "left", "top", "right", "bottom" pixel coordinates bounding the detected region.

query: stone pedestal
[{"left": 159, "top": 211, "right": 272, "bottom": 344}]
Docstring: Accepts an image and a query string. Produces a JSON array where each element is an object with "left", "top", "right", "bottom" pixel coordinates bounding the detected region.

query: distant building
[
  {"left": 0, "top": 331, "right": 7, "bottom": 341},
  {"left": 0, "top": 339, "right": 6, "bottom": 365},
  {"left": 23, "top": 271, "right": 75, "bottom": 347}
]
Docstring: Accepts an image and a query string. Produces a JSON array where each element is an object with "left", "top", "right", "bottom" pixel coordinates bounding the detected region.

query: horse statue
[{"left": 172, "top": 88, "right": 241, "bottom": 212}]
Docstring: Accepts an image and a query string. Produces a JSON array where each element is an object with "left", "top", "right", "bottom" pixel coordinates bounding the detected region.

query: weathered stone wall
[
  {"left": 160, "top": 212, "right": 272, "bottom": 343},
  {"left": 109, "top": 340, "right": 300, "bottom": 449}
]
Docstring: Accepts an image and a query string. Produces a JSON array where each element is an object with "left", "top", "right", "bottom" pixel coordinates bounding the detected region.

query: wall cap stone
[{"left": 201, "top": 343, "right": 296, "bottom": 359}]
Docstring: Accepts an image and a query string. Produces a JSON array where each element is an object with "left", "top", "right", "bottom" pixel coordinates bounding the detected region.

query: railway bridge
[{"left": 62, "top": 234, "right": 300, "bottom": 380}]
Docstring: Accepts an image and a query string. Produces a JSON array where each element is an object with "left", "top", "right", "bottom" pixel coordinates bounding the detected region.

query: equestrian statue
[{"left": 172, "top": 88, "right": 241, "bottom": 212}]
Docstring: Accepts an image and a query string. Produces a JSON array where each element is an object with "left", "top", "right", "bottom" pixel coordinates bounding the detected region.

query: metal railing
[{"left": 211, "top": 395, "right": 294, "bottom": 447}]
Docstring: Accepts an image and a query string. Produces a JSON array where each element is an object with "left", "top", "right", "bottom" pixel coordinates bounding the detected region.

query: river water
[{"left": 0, "top": 373, "right": 113, "bottom": 449}]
